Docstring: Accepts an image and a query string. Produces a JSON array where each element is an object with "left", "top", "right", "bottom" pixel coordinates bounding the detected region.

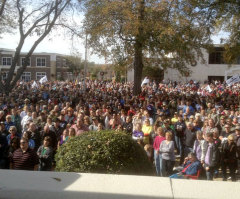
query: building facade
[
  {"left": 0, "top": 48, "right": 69, "bottom": 81},
  {"left": 127, "top": 45, "right": 240, "bottom": 83},
  {"left": 164, "top": 46, "right": 240, "bottom": 83}
]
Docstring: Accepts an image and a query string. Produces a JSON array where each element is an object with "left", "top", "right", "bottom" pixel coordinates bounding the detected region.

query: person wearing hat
[{"left": 24, "top": 98, "right": 30, "bottom": 105}]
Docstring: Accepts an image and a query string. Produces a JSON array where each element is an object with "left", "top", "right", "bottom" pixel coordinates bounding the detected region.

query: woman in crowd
[
  {"left": 160, "top": 132, "right": 175, "bottom": 177},
  {"left": 142, "top": 119, "right": 153, "bottom": 145},
  {"left": 37, "top": 136, "right": 53, "bottom": 171},
  {"left": 132, "top": 123, "right": 144, "bottom": 140},
  {"left": 58, "top": 129, "right": 69, "bottom": 148},
  {"left": 153, "top": 127, "right": 165, "bottom": 176}
]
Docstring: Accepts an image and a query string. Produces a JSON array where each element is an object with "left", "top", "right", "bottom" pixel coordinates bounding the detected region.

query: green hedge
[{"left": 55, "top": 130, "right": 154, "bottom": 175}]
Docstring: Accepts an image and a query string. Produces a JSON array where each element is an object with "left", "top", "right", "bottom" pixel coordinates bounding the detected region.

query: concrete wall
[{"left": 0, "top": 169, "right": 239, "bottom": 199}]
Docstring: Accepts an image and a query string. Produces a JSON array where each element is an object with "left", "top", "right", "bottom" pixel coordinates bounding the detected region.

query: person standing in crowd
[
  {"left": 6, "top": 126, "right": 19, "bottom": 145},
  {"left": 0, "top": 128, "right": 7, "bottom": 169},
  {"left": 71, "top": 118, "right": 89, "bottom": 136},
  {"left": 193, "top": 131, "right": 204, "bottom": 161},
  {"left": 184, "top": 122, "right": 196, "bottom": 157},
  {"left": 160, "top": 132, "right": 175, "bottom": 177},
  {"left": 28, "top": 122, "right": 41, "bottom": 151},
  {"left": 41, "top": 125, "right": 57, "bottom": 151},
  {"left": 0, "top": 121, "right": 8, "bottom": 137},
  {"left": 122, "top": 116, "right": 133, "bottom": 136},
  {"left": 221, "top": 134, "right": 238, "bottom": 181},
  {"left": 10, "top": 137, "right": 39, "bottom": 170},
  {"left": 153, "top": 127, "right": 165, "bottom": 176},
  {"left": 37, "top": 136, "right": 53, "bottom": 171},
  {"left": 174, "top": 114, "right": 186, "bottom": 163},
  {"left": 220, "top": 124, "right": 233, "bottom": 142},
  {"left": 142, "top": 119, "right": 153, "bottom": 145},
  {"left": 4, "top": 115, "right": 16, "bottom": 131},
  {"left": 11, "top": 108, "right": 22, "bottom": 133},
  {"left": 202, "top": 132, "right": 220, "bottom": 180}
]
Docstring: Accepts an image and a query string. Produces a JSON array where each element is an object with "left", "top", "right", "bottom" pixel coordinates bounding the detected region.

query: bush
[{"left": 55, "top": 130, "right": 154, "bottom": 175}]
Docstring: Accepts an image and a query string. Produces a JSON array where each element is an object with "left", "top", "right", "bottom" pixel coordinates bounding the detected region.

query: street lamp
[{"left": 83, "top": 33, "right": 88, "bottom": 92}]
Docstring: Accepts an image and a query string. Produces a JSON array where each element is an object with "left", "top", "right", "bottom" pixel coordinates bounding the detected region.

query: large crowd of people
[{"left": 0, "top": 79, "right": 240, "bottom": 181}]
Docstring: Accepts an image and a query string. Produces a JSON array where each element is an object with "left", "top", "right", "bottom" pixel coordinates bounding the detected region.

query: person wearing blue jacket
[{"left": 170, "top": 152, "right": 201, "bottom": 179}]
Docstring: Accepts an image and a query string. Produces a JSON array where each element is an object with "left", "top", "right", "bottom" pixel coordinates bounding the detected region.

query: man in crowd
[{"left": 10, "top": 137, "right": 39, "bottom": 170}]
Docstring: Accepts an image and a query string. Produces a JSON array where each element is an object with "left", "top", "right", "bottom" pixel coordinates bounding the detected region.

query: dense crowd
[{"left": 0, "top": 79, "right": 240, "bottom": 181}]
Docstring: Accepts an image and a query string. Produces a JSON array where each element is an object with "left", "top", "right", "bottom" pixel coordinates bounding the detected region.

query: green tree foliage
[
  {"left": 65, "top": 54, "right": 84, "bottom": 74},
  {"left": 81, "top": 0, "right": 213, "bottom": 94},
  {"left": 209, "top": 0, "right": 240, "bottom": 64},
  {"left": 55, "top": 130, "right": 154, "bottom": 175},
  {"left": 143, "top": 66, "right": 164, "bottom": 82}
]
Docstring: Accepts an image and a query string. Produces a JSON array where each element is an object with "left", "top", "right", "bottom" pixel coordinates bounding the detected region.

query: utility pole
[{"left": 83, "top": 33, "right": 88, "bottom": 92}]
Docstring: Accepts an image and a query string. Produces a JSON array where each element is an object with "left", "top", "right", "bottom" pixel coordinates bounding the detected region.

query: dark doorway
[{"left": 208, "top": 76, "right": 224, "bottom": 83}]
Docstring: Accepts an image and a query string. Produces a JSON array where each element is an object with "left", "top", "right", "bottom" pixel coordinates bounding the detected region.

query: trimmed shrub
[{"left": 55, "top": 130, "right": 154, "bottom": 175}]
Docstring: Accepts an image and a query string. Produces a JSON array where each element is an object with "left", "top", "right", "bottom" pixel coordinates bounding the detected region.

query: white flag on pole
[
  {"left": 141, "top": 77, "right": 150, "bottom": 87},
  {"left": 206, "top": 85, "right": 212, "bottom": 92},
  {"left": 31, "top": 81, "right": 38, "bottom": 88},
  {"left": 39, "top": 76, "right": 48, "bottom": 84}
]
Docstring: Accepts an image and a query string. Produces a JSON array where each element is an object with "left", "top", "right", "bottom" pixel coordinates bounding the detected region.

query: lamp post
[{"left": 83, "top": 33, "right": 88, "bottom": 92}]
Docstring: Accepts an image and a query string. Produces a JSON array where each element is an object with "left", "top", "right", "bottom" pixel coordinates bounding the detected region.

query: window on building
[
  {"left": 21, "top": 72, "right": 31, "bottom": 82},
  {"left": 208, "top": 48, "right": 225, "bottom": 64},
  {"left": 2, "top": 57, "right": 12, "bottom": 66},
  {"left": 21, "top": 57, "right": 31, "bottom": 67},
  {"left": 36, "top": 72, "right": 46, "bottom": 80},
  {"left": 36, "top": 57, "right": 46, "bottom": 67}
]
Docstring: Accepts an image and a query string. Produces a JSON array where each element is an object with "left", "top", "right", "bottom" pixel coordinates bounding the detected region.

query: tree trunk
[
  {"left": 133, "top": 42, "right": 143, "bottom": 95},
  {"left": 133, "top": 0, "right": 145, "bottom": 96}
]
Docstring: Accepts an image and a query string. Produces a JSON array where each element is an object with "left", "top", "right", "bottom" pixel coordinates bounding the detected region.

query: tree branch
[
  {"left": 0, "top": 0, "right": 7, "bottom": 19},
  {"left": 9, "top": 0, "right": 71, "bottom": 90}
]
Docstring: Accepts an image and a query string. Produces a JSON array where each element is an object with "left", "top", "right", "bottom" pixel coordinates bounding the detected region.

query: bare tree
[
  {"left": 0, "top": 0, "right": 7, "bottom": 18},
  {"left": 0, "top": 0, "right": 72, "bottom": 94}
]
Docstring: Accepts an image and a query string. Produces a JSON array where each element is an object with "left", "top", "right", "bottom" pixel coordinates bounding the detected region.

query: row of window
[
  {"left": 1, "top": 57, "right": 46, "bottom": 67},
  {"left": 1, "top": 72, "right": 46, "bottom": 82}
]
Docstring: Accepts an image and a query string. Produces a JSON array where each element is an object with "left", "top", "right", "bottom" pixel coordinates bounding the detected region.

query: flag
[
  {"left": 141, "top": 77, "right": 150, "bottom": 87},
  {"left": 39, "top": 76, "right": 48, "bottom": 84},
  {"left": 206, "top": 85, "right": 212, "bottom": 92},
  {"left": 31, "top": 81, "right": 38, "bottom": 89}
]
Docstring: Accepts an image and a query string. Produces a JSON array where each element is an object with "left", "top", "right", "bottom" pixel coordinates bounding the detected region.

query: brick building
[{"left": 0, "top": 48, "right": 70, "bottom": 81}]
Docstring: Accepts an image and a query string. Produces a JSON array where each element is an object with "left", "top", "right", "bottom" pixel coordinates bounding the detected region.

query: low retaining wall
[{"left": 0, "top": 170, "right": 239, "bottom": 199}]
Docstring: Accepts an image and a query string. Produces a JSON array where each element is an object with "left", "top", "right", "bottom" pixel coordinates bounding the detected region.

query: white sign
[{"left": 226, "top": 75, "right": 240, "bottom": 86}]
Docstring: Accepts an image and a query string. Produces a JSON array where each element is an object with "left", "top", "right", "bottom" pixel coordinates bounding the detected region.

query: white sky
[
  {"left": 0, "top": 30, "right": 106, "bottom": 64},
  {"left": 0, "top": 29, "right": 228, "bottom": 64}
]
